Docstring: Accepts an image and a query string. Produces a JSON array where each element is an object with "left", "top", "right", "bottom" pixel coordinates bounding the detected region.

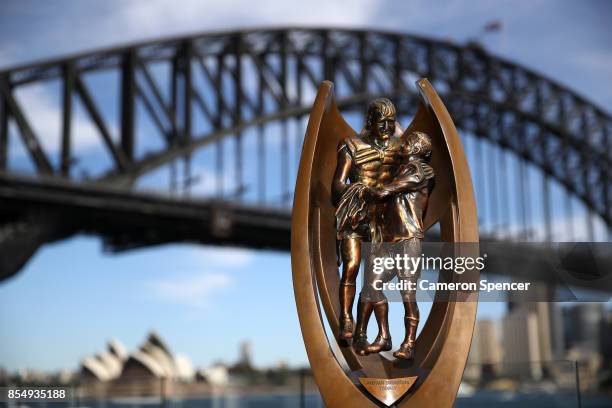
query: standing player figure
[
  {"left": 332, "top": 98, "right": 401, "bottom": 345},
  {"left": 332, "top": 97, "right": 434, "bottom": 360},
  {"left": 361, "top": 130, "right": 434, "bottom": 360}
]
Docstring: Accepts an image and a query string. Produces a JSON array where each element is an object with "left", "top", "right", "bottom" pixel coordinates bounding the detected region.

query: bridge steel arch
[{"left": 0, "top": 28, "right": 610, "bottom": 279}]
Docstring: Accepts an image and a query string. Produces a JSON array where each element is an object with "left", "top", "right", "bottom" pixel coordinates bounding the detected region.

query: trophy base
[{"left": 358, "top": 376, "right": 418, "bottom": 406}]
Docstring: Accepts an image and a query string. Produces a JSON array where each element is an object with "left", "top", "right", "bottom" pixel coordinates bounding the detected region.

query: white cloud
[
  {"left": 133, "top": 160, "right": 238, "bottom": 197},
  {"left": 11, "top": 85, "right": 118, "bottom": 158},
  {"left": 549, "top": 212, "right": 610, "bottom": 242},
  {"left": 188, "top": 165, "right": 236, "bottom": 197},
  {"left": 491, "top": 211, "right": 606, "bottom": 242},
  {"left": 189, "top": 246, "right": 255, "bottom": 268},
  {"left": 117, "top": 0, "right": 376, "bottom": 37},
  {"left": 147, "top": 272, "right": 233, "bottom": 309},
  {"left": 1, "top": 0, "right": 380, "bottom": 68}
]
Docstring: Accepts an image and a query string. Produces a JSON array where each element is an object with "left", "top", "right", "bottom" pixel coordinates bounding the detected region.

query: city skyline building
[
  {"left": 502, "top": 309, "right": 542, "bottom": 380},
  {"left": 563, "top": 303, "right": 604, "bottom": 353},
  {"left": 478, "top": 320, "right": 502, "bottom": 368}
]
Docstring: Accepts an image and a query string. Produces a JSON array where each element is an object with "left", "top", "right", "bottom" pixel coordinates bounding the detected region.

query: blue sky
[{"left": 0, "top": 0, "right": 611, "bottom": 372}]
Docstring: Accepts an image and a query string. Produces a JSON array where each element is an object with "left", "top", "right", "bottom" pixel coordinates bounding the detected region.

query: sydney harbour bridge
[{"left": 0, "top": 28, "right": 610, "bottom": 282}]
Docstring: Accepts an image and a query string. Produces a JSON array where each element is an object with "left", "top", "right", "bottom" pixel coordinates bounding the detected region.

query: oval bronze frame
[{"left": 291, "top": 79, "right": 479, "bottom": 407}]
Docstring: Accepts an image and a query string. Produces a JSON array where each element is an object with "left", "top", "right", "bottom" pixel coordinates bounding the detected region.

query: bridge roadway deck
[
  {"left": 0, "top": 172, "right": 290, "bottom": 252},
  {"left": 0, "top": 172, "right": 609, "bottom": 295}
]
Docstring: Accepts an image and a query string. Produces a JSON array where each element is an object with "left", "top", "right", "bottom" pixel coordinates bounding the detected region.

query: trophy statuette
[{"left": 291, "top": 79, "right": 479, "bottom": 407}]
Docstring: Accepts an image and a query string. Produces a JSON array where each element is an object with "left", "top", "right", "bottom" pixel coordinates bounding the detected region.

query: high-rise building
[
  {"left": 465, "top": 321, "right": 482, "bottom": 382},
  {"left": 469, "top": 319, "right": 502, "bottom": 380},
  {"left": 563, "top": 303, "right": 604, "bottom": 353},
  {"left": 507, "top": 282, "right": 555, "bottom": 364},
  {"left": 478, "top": 320, "right": 502, "bottom": 365},
  {"left": 599, "top": 309, "right": 612, "bottom": 369},
  {"left": 549, "top": 303, "right": 565, "bottom": 359},
  {"left": 239, "top": 340, "right": 253, "bottom": 368},
  {"left": 533, "top": 302, "right": 553, "bottom": 362},
  {"left": 501, "top": 309, "right": 542, "bottom": 380}
]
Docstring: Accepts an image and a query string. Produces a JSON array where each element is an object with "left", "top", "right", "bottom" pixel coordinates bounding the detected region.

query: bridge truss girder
[
  {"left": 0, "top": 28, "right": 610, "bottom": 280},
  {"left": 1, "top": 28, "right": 609, "bottom": 226}
]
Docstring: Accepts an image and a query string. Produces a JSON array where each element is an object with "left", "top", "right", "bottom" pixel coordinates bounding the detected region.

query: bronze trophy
[{"left": 292, "top": 79, "right": 479, "bottom": 407}]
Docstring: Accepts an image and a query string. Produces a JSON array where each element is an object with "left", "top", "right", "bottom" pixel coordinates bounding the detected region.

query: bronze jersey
[
  {"left": 337, "top": 133, "right": 405, "bottom": 241},
  {"left": 381, "top": 160, "right": 433, "bottom": 242},
  {"left": 341, "top": 133, "right": 404, "bottom": 189}
]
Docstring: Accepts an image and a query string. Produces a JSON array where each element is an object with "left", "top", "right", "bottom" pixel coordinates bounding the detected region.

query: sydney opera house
[{"left": 79, "top": 331, "right": 199, "bottom": 397}]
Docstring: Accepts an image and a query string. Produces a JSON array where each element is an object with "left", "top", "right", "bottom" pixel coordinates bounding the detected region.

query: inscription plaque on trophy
[{"left": 359, "top": 377, "right": 418, "bottom": 406}]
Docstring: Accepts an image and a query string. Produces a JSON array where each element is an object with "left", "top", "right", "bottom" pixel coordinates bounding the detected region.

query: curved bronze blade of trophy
[{"left": 291, "top": 79, "right": 479, "bottom": 407}]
